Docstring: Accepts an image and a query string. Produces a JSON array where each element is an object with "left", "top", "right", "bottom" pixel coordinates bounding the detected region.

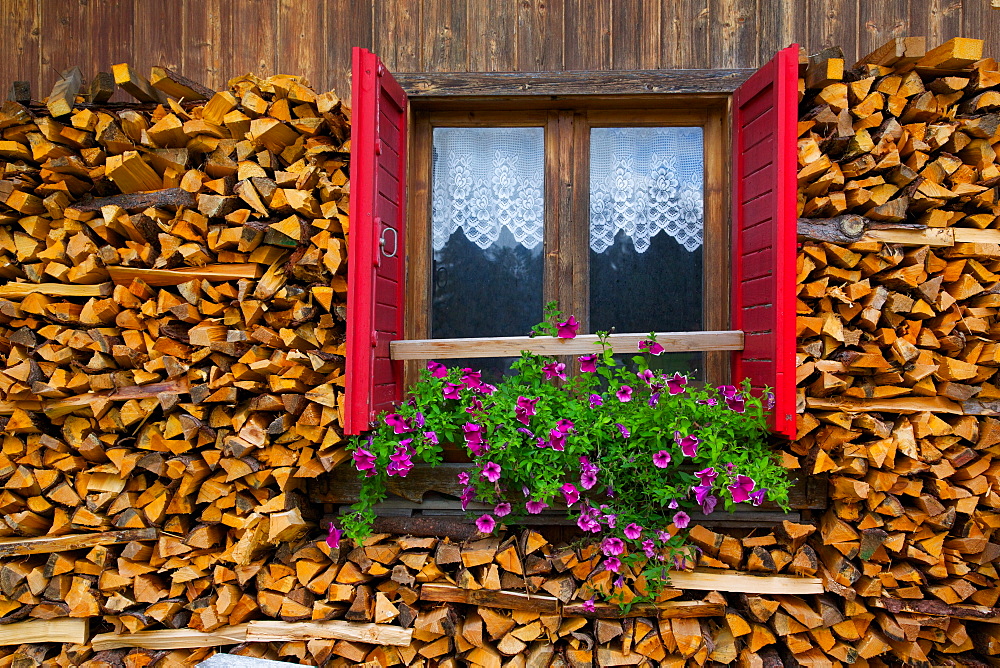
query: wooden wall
[{"left": 2, "top": 0, "right": 1000, "bottom": 100}]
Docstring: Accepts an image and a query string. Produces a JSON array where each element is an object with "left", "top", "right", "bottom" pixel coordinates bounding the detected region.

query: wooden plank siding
[{"left": 2, "top": 1, "right": 1000, "bottom": 103}]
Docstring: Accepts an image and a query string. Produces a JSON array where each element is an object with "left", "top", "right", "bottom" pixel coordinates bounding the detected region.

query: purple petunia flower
[
  {"left": 718, "top": 385, "right": 738, "bottom": 400},
  {"left": 476, "top": 514, "right": 496, "bottom": 534},
  {"left": 477, "top": 383, "right": 497, "bottom": 395},
  {"left": 695, "top": 467, "right": 718, "bottom": 487},
  {"left": 515, "top": 396, "right": 539, "bottom": 425},
  {"left": 582, "top": 597, "right": 596, "bottom": 613},
  {"left": 326, "top": 522, "right": 343, "bottom": 549},
  {"left": 427, "top": 361, "right": 448, "bottom": 378},
  {"left": 674, "top": 431, "right": 700, "bottom": 458},
  {"left": 639, "top": 340, "right": 665, "bottom": 355},
  {"left": 692, "top": 484, "right": 713, "bottom": 506},
  {"left": 494, "top": 502, "right": 512, "bottom": 517},
  {"left": 557, "top": 316, "right": 579, "bottom": 339},
  {"left": 696, "top": 398, "right": 718, "bottom": 406},
  {"left": 543, "top": 361, "right": 567, "bottom": 381},
  {"left": 457, "top": 471, "right": 470, "bottom": 485},
  {"left": 648, "top": 392, "right": 661, "bottom": 407},
  {"left": 387, "top": 445, "right": 413, "bottom": 477},
  {"left": 589, "top": 393, "right": 604, "bottom": 408},
  {"left": 615, "top": 423, "right": 630, "bottom": 439},
  {"left": 556, "top": 418, "right": 575, "bottom": 434},
  {"left": 642, "top": 539, "right": 657, "bottom": 558},
  {"left": 672, "top": 511, "right": 690, "bottom": 529},
  {"left": 443, "top": 382, "right": 463, "bottom": 400},
  {"left": 581, "top": 470, "right": 598, "bottom": 490},
  {"left": 353, "top": 448, "right": 376, "bottom": 471},
  {"left": 614, "top": 575, "right": 625, "bottom": 588},
  {"left": 624, "top": 523, "right": 643, "bottom": 540},
  {"left": 728, "top": 475, "right": 756, "bottom": 503},
  {"left": 579, "top": 354, "right": 598, "bottom": 373},
  {"left": 657, "top": 530, "right": 672, "bottom": 542},
  {"left": 482, "top": 461, "right": 502, "bottom": 483},
  {"left": 748, "top": 488, "right": 768, "bottom": 506},
  {"left": 701, "top": 494, "right": 717, "bottom": 515},
  {"left": 461, "top": 368, "right": 483, "bottom": 389},
  {"left": 638, "top": 369, "right": 655, "bottom": 385},
  {"left": 603, "top": 512, "right": 618, "bottom": 529},
  {"left": 548, "top": 429, "right": 567, "bottom": 451},
  {"left": 602, "top": 537, "right": 625, "bottom": 556},
  {"left": 604, "top": 556, "right": 622, "bottom": 573},
  {"left": 414, "top": 412, "right": 426, "bottom": 428},
  {"left": 464, "top": 422, "right": 486, "bottom": 450},
  {"left": 460, "top": 485, "right": 476, "bottom": 511},
  {"left": 765, "top": 391, "right": 775, "bottom": 410},
  {"left": 424, "top": 430, "right": 439, "bottom": 445},
  {"left": 666, "top": 372, "right": 688, "bottom": 395},
  {"left": 616, "top": 386, "right": 633, "bottom": 402},
  {"left": 384, "top": 413, "right": 411, "bottom": 434},
  {"left": 561, "top": 483, "right": 580, "bottom": 506},
  {"left": 525, "top": 499, "right": 548, "bottom": 514},
  {"left": 725, "top": 395, "right": 746, "bottom": 414},
  {"left": 653, "top": 450, "right": 672, "bottom": 468},
  {"left": 668, "top": 499, "right": 678, "bottom": 509}
]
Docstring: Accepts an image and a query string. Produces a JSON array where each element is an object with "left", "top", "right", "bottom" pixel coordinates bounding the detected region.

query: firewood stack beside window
[{"left": 1, "top": 33, "right": 1000, "bottom": 666}]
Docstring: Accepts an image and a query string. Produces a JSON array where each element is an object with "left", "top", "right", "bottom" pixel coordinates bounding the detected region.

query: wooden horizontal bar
[
  {"left": 106, "top": 263, "right": 262, "bottom": 286},
  {"left": 874, "top": 597, "right": 1000, "bottom": 623},
  {"left": 68, "top": 186, "right": 196, "bottom": 212},
  {"left": 391, "top": 331, "right": 743, "bottom": 360},
  {"left": 563, "top": 600, "right": 725, "bottom": 619},
  {"left": 91, "top": 624, "right": 249, "bottom": 651},
  {"left": 0, "top": 618, "right": 88, "bottom": 646},
  {"left": 245, "top": 620, "right": 412, "bottom": 647},
  {"left": 862, "top": 228, "right": 955, "bottom": 246},
  {"left": 807, "top": 395, "right": 964, "bottom": 415},
  {"left": 0, "top": 528, "right": 157, "bottom": 557},
  {"left": 666, "top": 569, "right": 824, "bottom": 595},
  {"left": 420, "top": 583, "right": 559, "bottom": 613},
  {"left": 0, "top": 282, "right": 112, "bottom": 299},
  {"left": 43, "top": 378, "right": 189, "bottom": 418},
  {"left": 396, "top": 69, "right": 755, "bottom": 97}
]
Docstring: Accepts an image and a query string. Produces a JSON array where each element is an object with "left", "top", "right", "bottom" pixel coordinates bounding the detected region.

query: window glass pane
[
  {"left": 431, "top": 127, "right": 545, "bottom": 377},
  {"left": 589, "top": 127, "right": 705, "bottom": 376}
]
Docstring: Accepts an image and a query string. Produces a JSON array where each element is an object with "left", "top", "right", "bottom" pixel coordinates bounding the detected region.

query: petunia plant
[{"left": 339, "top": 304, "right": 792, "bottom": 605}]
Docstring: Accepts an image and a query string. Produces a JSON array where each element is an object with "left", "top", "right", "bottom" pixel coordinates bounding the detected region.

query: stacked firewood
[
  {"left": 0, "top": 64, "right": 352, "bottom": 644},
  {"left": 794, "top": 36, "right": 1000, "bottom": 668}
]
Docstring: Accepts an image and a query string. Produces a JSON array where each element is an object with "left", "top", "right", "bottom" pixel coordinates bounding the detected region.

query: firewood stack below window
[{"left": 2, "top": 33, "right": 1000, "bottom": 666}]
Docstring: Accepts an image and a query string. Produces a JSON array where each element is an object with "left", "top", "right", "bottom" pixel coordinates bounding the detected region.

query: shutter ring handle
[{"left": 380, "top": 226, "right": 398, "bottom": 258}]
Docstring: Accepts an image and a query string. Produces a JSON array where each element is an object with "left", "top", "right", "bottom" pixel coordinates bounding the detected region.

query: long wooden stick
[
  {"left": 562, "top": 600, "right": 725, "bottom": 619},
  {"left": 0, "top": 618, "right": 88, "bottom": 646},
  {"left": 666, "top": 569, "right": 824, "bottom": 595},
  {"left": 0, "top": 283, "right": 111, "bottom": 299},
  {"left": 0, "top": 528, "right": 157, "bottom": 557},
  {"left": 420, "top": 583, "right": 559, "bottom": 613},
  {"left": 106, "top": 264, "right": 262, "bottom": 287},
  {"left": 391, "top": 330, "right": 744, "bottom": 360},
  {"left": 245, "top": 620, "right": 413, "bottom": 646},
  {"left": 91, "top": 624, "right": 249, "bottom": 651}
]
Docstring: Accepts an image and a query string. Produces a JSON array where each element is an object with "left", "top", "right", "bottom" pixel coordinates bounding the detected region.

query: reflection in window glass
[
  {"left": 431, "top": 127, "right": 545, "bottom": 378},
  {"left": 589, "top": 127, "right": 705, "bottom": 377}
]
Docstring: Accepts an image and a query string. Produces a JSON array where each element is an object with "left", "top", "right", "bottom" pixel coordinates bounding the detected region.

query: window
[
  {"left": 406, "top": 105, "right": 729, "bottom": 383},
  {"left": 345, "top": 46, "right": 799, "bottom": 438}
]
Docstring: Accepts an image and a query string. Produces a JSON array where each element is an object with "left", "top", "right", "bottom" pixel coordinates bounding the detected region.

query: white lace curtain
[
  {"left": 590, "top": 127, "right": 704, "bottom": 253},
  {"left": 431, "top": 126, "right": 704, "bottom": 254}
]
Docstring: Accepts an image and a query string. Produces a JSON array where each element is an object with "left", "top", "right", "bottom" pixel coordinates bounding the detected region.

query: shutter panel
[
  {"left": 731, "top": 45, "right": 799, "bottom": 439},
  {"left": 345, "top": 48, "right": 408, "bottom": 435}
]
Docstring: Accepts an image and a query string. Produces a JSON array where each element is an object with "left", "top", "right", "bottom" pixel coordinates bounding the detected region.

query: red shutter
[
  {"left": 346, "top": 48, "right": 408, "bottom": 435},
  {"left": 731, "top": 45, "right": 799, "bottom": 439}
]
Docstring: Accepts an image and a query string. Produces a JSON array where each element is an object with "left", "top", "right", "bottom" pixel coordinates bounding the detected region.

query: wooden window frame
[{"left": 404, "top": 94, "right": 731, "bottom": 387}]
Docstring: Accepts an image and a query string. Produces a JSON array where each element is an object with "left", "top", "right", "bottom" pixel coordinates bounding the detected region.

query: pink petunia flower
[
  {"left": 457, "top": 471, "right": 470, "bottom": 485},
  {"left": 582, "top": 597, "right": 596, "bottom": 612},
  {"left": 481, "top": 461, "right": 502, "bottom": 483},
  {"left": 427, "top": 360, "right": 448, "bottom": 378},
  {"left": 666, "top": 372, "right": 688, "bottom": 395},
  {"left": 476, "top": 514, "right": 496, "bottom": 534},
  {"left": 674, "top": 431, "right": 700, "bottom": 458},
  {"left": 353, "top": 448, "right": 376, "bottom": 471},
  {"left": 543, "top": 362, "right": 567, "bottom": 381},
  {"left": 384, "top": 413, "right": 411, "bottom": 434},
  {"left": 695, "top": 467, "right": 718, "bottom": 487},
  {"left": 624, "top": 523, "right": 643, "bottom": 540},
  {"left": 548, "top": 429, "right": 567, "bottom": 451},
  {"left": 638, "top": 369, "right": 655, "bottom": 385},
  {"left": 589, "top": 393, "right": 604, "bottom": 408},
  {"left": 604, "top": 556, "right": 622, "bottom": 573},
  {"left": 557, "top": 316, "right": 580, "bottom": 339},
  {"left": 639, "top": 339, "right": 665, "bottom": 355},
  {"left": 672, "top": 511, "right": 690, "bottom": 529},
  {"left": 602, "top": 537, "right": 625, "bottom": 556},
  {"left": 326, "top": 522, "right": 343, "bottom": 549},
  {"left": 579, "top": 354, "right": 598, "bottom": 372},
  {"left": 515, "top": 396, "right": 539, "bottom": 425},
  {"left": 718, "top": 385, "right": 738, "bottom": 400},
  {"left": 561, "top": 483, "right": 580, "bottom": 506},
  {"left": 748, "top": 488, "right": 768, "bottom": 506},
  {"left": 616, "top": 386, "right": 633, "bottom": 402},
  {"left": 615, "top": 423, "right": 630, "bottom": 438},
  {"left": 494, "top": 502, "right": 512, "bottom": 517},
  {"left": 653, "top": 450, "right": 672, "bottom": 468},
  {"left": 461, "top": 368, "right": 483, "bottom": 389},
  {"left": 424, "top": 431, "right": 439, "bottom": 445},
  {"left": 657, "top": 530, "right": 672, "bottom": 542},
  {"left": 525, "top": 499, "right": 548, "bottom": 514},
  {"left": 443, "top": 382, "right": 463, "bottom": 400},
  {"left": 556, "top": 418, "right": 575, "bottom": 434},
  {"left": 725, "top": 395, "right": 746, "bottom": 413},
  {"left": 728, "top": 475, "right": 756, "bottom": 503},
  {"left": 642, "top": 539, "right": 657, "bottom": 558}
]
